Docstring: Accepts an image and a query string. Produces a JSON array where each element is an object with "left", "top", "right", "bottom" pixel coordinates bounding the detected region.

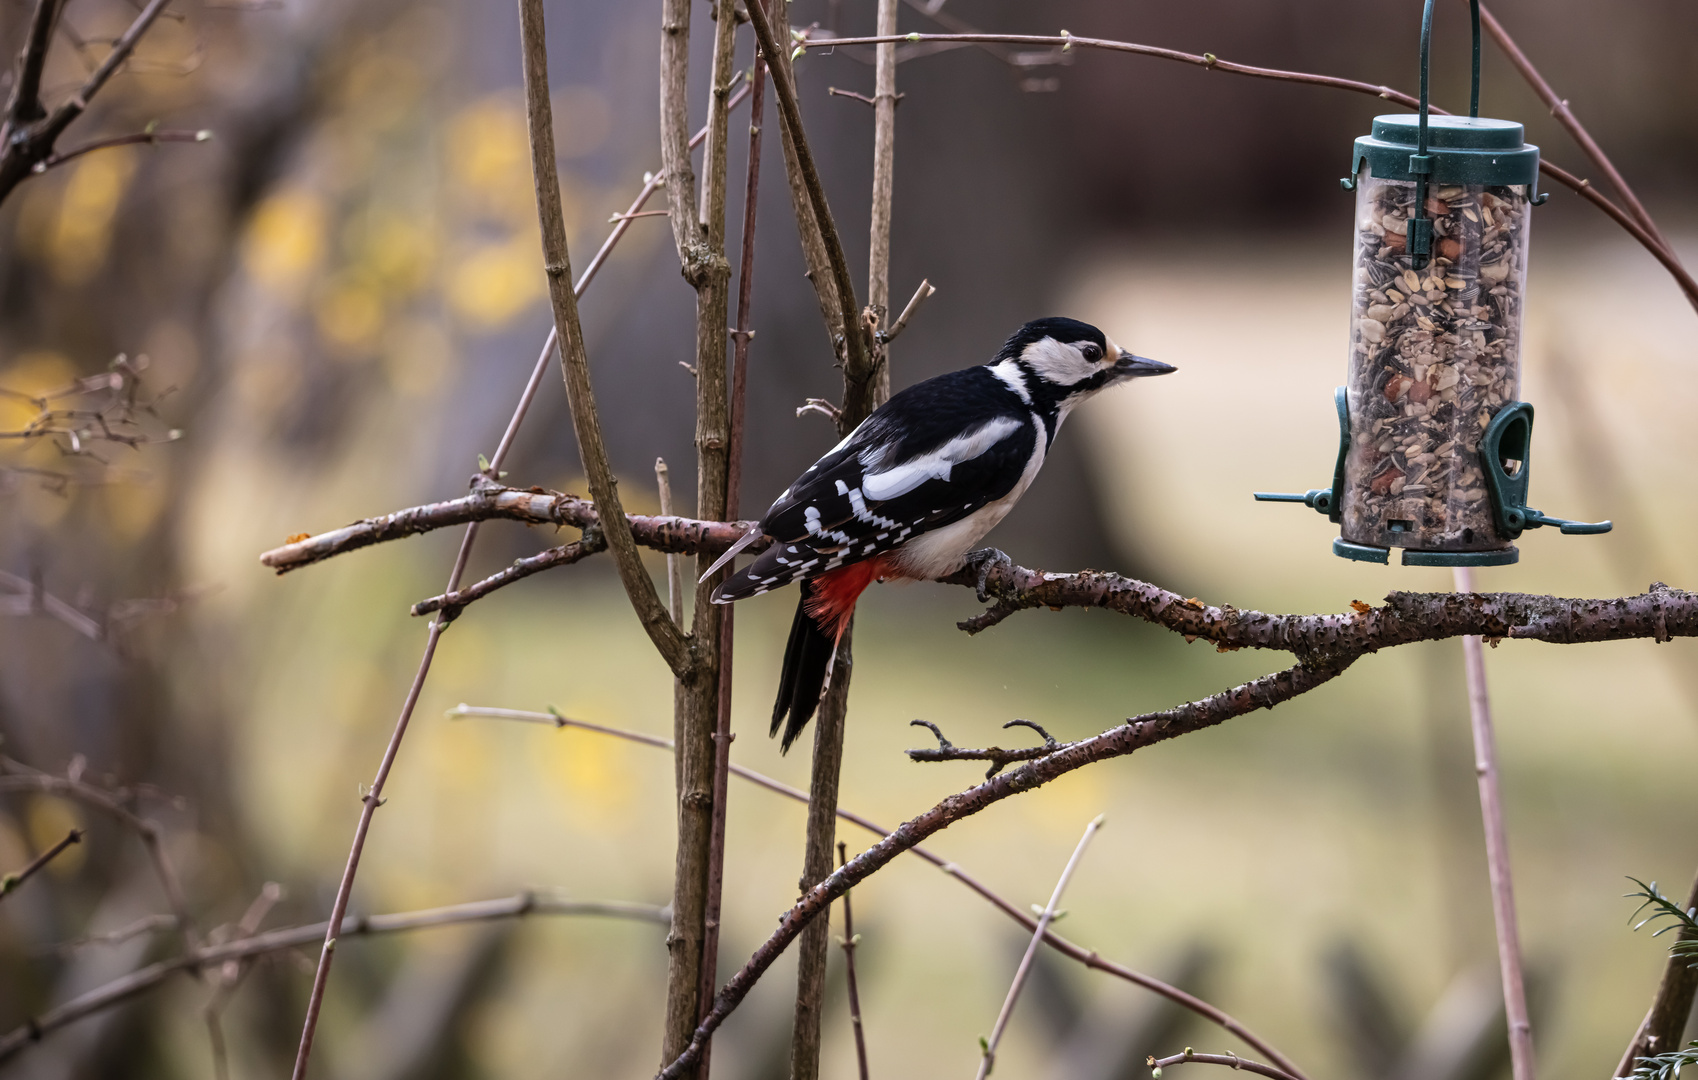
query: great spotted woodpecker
[{"left": 704, "top": 317, "right": 1175, "bottom": 751}]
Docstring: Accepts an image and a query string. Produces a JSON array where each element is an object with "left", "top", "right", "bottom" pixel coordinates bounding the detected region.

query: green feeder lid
[{"left": 1352, "top": 115, "right": 1539, "bottom": 187}]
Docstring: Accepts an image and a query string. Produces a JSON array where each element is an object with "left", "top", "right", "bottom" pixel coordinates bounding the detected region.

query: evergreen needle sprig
[
  {"left": 1629, "top": 1042, "right": 1698, "bottom": 1080},
  {"left": 1626, "top": 877, "right": 1698, "bottom": 967}
]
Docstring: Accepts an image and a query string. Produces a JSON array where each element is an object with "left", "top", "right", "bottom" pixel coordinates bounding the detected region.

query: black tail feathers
[{"left": 772, "top": 585, "right": 836, "bottom": 753}]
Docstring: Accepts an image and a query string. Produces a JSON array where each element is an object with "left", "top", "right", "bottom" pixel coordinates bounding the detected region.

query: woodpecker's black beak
[{"left": 1113, "top": 349, "right": 1176, "bottom": 378}]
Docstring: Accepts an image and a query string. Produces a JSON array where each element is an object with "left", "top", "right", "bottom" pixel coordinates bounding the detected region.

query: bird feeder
[{"left": 1255, "top": 0, "right": 1609, "bottom": 565}]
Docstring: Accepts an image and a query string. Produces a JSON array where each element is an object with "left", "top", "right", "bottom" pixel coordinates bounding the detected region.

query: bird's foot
[{"left": 962, "top": 547, "right": 1012, "bottom": 603}]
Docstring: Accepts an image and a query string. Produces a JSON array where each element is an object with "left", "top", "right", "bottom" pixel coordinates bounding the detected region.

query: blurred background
[{"left": 1, "top": 0, "right": 1695, "bottom": 1077}]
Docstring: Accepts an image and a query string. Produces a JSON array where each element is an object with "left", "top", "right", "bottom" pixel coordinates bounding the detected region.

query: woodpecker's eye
[{"left": 1080, "top": 343, "right": 1103, "bottom": 362}]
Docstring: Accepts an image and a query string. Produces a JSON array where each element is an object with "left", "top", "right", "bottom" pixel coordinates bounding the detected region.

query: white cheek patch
[
  {"left": 860, "top": 415, "right": 1022, "bottom": 501},
  {"left": 1020, "top": 337, "right": 1097, "bottom": 386}
]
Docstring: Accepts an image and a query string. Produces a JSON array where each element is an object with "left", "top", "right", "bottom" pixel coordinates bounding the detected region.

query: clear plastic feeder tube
[{"left": 1340, "top": 165, "right": 1531, "bottom": 553}]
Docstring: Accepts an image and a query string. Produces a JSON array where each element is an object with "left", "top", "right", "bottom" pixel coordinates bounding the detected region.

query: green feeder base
[
  {"left": 1332, "top": 539, "right": 1520, "bottom": 566},
  {"left": 1332, "top": 539, "right": 1390, "bottom": 564},
  {"left": 1401, "top": 547, "right": 1519, "bottom": 567}
]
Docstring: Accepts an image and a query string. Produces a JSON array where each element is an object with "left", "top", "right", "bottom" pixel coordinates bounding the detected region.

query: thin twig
[
  {"left": 410, "top": 532, "right": 605, "bottom": 618},
  {"left": 1147, "top": 1050, "right": 1303, "bottom": 1080},
  {"left": 1, "top": 0, "right": 61, "bottom": 141},
  {"left": 31, "top": 127, "right": 210, "bottom": 174},
  {"left": 837, "top": 842, "right": 871, "bottom": 1080},
  {"left": 975, "top": 815, "right": 1102, "bottom": 1079},
  {"left": 786, "top": 1, "right": 900, "bottom": 1068},
  {"left": 520, "top": 0, "right": 690, "bottom": 677},
  {"left": 0, "top": 892, "right": 666, "bottom": 1064},
  {"left": 205, "top": 882, "right": 282, "bottom": 1080},
  {"left": 448, "top": 704, "right": 1307, "bottom": 1079},
  {"left": 0, "top": 0, "right": 177, "bottom": 204},
  {"left": 1454, "top": 565, "right": 1536, "bottom": 1080},
  {"left": 699, "top": 11, "right": 768, "bottom": 1060},
  {"left": 802, "top": 30, "right": 1696, "bottom": 313},
  {"left": 880, "top": 279, "right": 934, "bottom": 344},
  {"left": 39, "top": 913, "right": 178, "bottom": 954},
  {"left": 0, "top": 828, "right": 82, "bottom": 900},
  {"left": 0, "top": 765, "right": 197, "bottom": 962},
  {"left": 280, "top": 63, "right": 751, "bottom": 1080},
  {"left": 657, "top": 459, "right": 684, "bottom": 625},
  {"left": 660, "top": 661, "right": 1342, "bottom": 1079},
  {"left": 1477, "top": 4, "right": 1668, "bottom": 250},
  {"left": 866, "top": 0, "right": 899, "bottom": 401},
  {"left": 1616, "top": 868, "right": 1698, "bottom": 1076},
  {"left": 743, "top": 0, "right": 875, "bottom": 424}
]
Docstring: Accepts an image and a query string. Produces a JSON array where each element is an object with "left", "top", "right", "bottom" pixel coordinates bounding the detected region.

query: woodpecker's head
[{"left": 995, "top": 317, "right": 1174, "bottom": 412}]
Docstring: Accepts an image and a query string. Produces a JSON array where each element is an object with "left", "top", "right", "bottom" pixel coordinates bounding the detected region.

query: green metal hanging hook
[{"left": 1410, "top": 0, "right": 1482, "bottom": 267}]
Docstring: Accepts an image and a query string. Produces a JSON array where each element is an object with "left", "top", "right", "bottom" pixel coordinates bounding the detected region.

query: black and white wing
[{"left": 714, "top": 366, "right": 1035, "bottom": 601}]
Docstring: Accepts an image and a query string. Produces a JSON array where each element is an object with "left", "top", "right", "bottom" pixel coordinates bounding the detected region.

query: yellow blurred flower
[
  {"left": 243, "top": 189, "right": 327, "bottom": 295},
  {"left": 446, "top": 237, "right": 543, "bottom": 328},
  {"left": 49, "top": 149, "right": 138, "bottom": 287},
  {"left": 314, "top": 270, "right": 386, "bottom": 352}
]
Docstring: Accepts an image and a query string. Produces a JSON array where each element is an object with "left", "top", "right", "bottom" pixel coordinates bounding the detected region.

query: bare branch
[
  {"left": 519, "top": 0, "right": 690, "bottom": 676},
  {"left": 656, "top": 459, "right": 684, "bottom": 625},
  {"left": 836, "top": 842, "right": 871, "bottom": 1080},
  {"left": 879, "top": 278, "right": 934, "bottom": 344},
  {"left": 31, "top": 127, "right": 211, "bottom": 174},
  {"left": 975, "top": 815, "right": 1103, "bottom": 1080},
  {"left": 259, "top": 478, "right": 759, "bottom": 573},
  {"left": 1454, "top": 566, "right": 1536, "bottom": 1080},
  {"left": 1478, "top": 3, "right": 1668, "bottom": 250},
  {"left": 450, "top": 704, "right": 1307, "bottom": 1079},
  {"left": 743, "top": 0, "right": 876, "bottom": 427},
  {"left": 0, "top": 828, "right": 81, "bottom": 901},
  {"left": 806, "top": 30, "right": 1698, "bottom": 314},
  {"left": 700, "top": 15, "right": 769, "bottom": 1061},
  {"left": 1147, "top": 1050, "right": 1303, "bottom": 1080},
  {"left": 278, "top": 37, "right": 752, "bottom": 1080},
  {"left": 658, "top": 661, "right": 1343, "bottom": 1078},
  {"left": 0, "top": 892, "right": 666, "bottom": 1065},
  {"left": 0, "top": 763, "right": 196, "bottom": 961},
  {"left": 263, "top": 491, "right": 1698, "bottom": 653},
  {"left": 410, "top": 532, "right": 605, "bottom": 618},
  {"left": 907, "top": 718, "right": 1057, "bottom": 778},
  {"left": 2, "top": 0, "right": 62, "bottom": 135}
]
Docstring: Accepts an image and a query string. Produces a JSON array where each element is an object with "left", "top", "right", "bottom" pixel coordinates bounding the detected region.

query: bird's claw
[{"left": 963, "top": 547, "right": 1012, "bottom": 603}]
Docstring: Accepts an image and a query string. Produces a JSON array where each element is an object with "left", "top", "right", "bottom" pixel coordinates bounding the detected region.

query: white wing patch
[{"left": 859, "top": 415, "right": 1023, "bottom": 502}]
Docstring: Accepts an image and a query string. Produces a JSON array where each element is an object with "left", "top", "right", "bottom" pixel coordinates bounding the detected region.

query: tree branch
[
  {"left": 263, "top": 491, "right": 1697, "bottom": 653},
  {"left": 1478, "top": 3, "right": 1669, "bottom": 250},
  {"left": 0, "top": 0, "right": 176, "bottom": 205},
  {"left": 1147, "top": 1050, "right": 1302, "bottom": 1080},
  {"left": 0, "top": 765, "right": 196, "bottom": 962},
  {"left": 975, "top": 815, "right": 1102, "bottom": 1080},
  {"left": 519, "top": 0, "right": 691, "bottom": 676},
  {"left": 742, "top": 0, "right": 876, "bottom": 427},
  {"left": 806, "top": 30, "right": 1698, "bottom": 314},
  {"left": 0, "top": 828, "right": 81, "bottom": 901},
  {"left": 0, "top": 892, "right": 666, "bottom": 1064},
  {"left": 1616, "top": 869, "right": 1698, "bottom": 1076},
  {"left": 410, "top": 532, "right": 606, "bottom": 618},
  {"left": 448, "top": 704, "right": 1308, "bottom": 1079},
  {"left": 699, "top": 8, "right": 769, "bottom": 1063},
  {"left": 259, "top": 478, "right": 760, "bottom": 573},
  {"left": 1455, "top": 566, "right": 1536, "bottom": 1080},
  {"left": 1, "top": 0, "right": 62, "bottom": 137},
  {"left": 658, "top": 661, "right": 1345, "bottom": 1078},
  {"left": 835, "top": 842, "right": 871, "bottom": 1080}
]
